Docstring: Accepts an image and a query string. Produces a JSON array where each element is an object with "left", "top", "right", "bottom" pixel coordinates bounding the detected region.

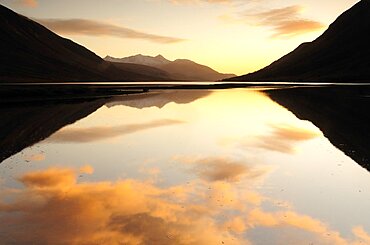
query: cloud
[
  {"left": 47, "top": 119, "right": 184, "bottom": 143},
  {"left": 9, "top": 0, "right": 38, "bottom": 8},
  {"left": 37, "top": 18, "right": 185, "bottom": 44},
  {"left": 241, "top": 5, "right": 325, "bottom": 38},
  {"left": 220, "top": 4, "right": 324, "bottom": 38}
]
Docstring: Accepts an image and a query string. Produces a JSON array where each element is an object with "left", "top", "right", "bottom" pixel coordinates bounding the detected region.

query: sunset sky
[{"left": 0, "top": 0, "right": 359, "bottom": 75}]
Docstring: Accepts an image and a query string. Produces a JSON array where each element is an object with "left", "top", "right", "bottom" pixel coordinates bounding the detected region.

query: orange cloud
[
  {"left": 37, "top": 19, "right": 185, "bottom": 44},
  {"left": 271, "top": 19, "right": 325, "bottom": 38},
  {"left": 12, "top": 0, "right": 37, "bottom": 8},
  {"left": 240, "top": 5, "right": 324, "bottom": 38}
]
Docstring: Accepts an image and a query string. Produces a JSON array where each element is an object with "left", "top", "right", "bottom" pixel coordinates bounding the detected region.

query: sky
[{"left": 0, "top": 0, "right": 359, "bottom": 75}]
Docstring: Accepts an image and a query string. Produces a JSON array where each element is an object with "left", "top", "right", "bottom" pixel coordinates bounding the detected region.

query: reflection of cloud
[
  {"left": 79, "top": 165, "right": 94, "bottom": 175},
  {"left": 194, "top": 158, "right": 248, "bottom": 182},
  {"left": 0, "top": 167, "right": 247, "bottom": 244},
  {"left": 352, "top": 226, "right": 370, "bottom": 244},
  {"left": 247, "top": 208, "right": 348, "bottom": 244},
  {"left": 272, "top": 124, "right": 320, "bottom": 141},
  {"left": 223, "top": 124, "right": 321, "bottom": 154},
  {"left": 19, "top": 168, "right": 76, "bottom": 188},
  {"left": 186, "top": 157, "right": 265, "bottom": 182},
  {"left": 174, "top": 156, "right": 268, "bottom": 182},
  {"left": 253, "top": 125, "right": 320, "bottom": 154},
  {"left": 24, "top": 153, "right": 45, "bottom": 162},
  {"left": 0, "top": 167, "right": 368, "bottom": 244},
  {"left": 47, "top": 119, "right": 184, "bottom": 143},
  {"left": 37, "top": 19, "right": 185, "bottom": 44},
  {"left": 242, "top": 5, "right": 324, "bottom": 38}
]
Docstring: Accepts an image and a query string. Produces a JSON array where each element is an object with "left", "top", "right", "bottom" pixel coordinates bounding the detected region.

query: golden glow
[{"left": 1, "top": 0, "right": 359, "bottom": 75}]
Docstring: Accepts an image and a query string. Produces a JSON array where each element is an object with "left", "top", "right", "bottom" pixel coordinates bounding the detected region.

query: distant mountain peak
[
  {"left": 105, "top": 54, "right": 171, "bottom": 67},
  {"left": 104, "top": 54, "right": 236, "bottom": 81},
  {"left": 174, "top": 59, "right": 192, "bottom": 63}
]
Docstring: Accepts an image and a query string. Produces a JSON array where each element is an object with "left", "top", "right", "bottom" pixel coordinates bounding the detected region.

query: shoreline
[{"left": 1, "top": 83, "right": 370, "bottom": 104}]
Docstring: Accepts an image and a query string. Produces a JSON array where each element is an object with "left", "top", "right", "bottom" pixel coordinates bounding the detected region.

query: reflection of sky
[{"left": 1, "top": 89, "right": 369, "bottom": 244}]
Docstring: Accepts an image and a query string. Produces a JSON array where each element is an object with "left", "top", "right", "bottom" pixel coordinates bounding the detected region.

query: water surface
[{"left": 0, "top": 87, "right": 369, "bottom": 244}]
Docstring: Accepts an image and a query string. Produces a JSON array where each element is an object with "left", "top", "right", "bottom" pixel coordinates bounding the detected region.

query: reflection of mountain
[
  {"left": 0, "top": 5, "right": 170, "bottom": 82},
  {"left": 228, "top": 0, "right": 370, "bottom": 82},
  {"left": 0, "top": 99, "right": 105, "bottom": 162},
  {"left": 0, "top": 90, "right": 210, "bottom": 162},
  {"left": 267, "top": 86, "right": 370, "bottom": 171},
  {"left": 105, "top": 54, "right": 235, "bottom": 81},
  {"left": 106, "top": 90, "right": 212, "bottom": 109}
]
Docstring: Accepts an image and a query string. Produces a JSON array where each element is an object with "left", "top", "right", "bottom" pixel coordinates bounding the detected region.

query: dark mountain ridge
[
  {"left": 228, "top": 0, "right": 370, "bottom": 82},
  {"left": 0, "top": 4, "right": 170, "bottom": 82}
]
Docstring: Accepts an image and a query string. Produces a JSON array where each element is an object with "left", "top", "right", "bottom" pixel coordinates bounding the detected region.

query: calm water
[{"left": 0, "top": 87, "right": 369, "bottom": 244}]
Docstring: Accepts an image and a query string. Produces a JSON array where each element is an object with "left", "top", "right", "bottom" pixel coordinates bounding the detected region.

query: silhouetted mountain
[
  {"left": 0, "top": 4, "right": 170, "bottom": 82},
  {"left": 112, "top": 62, "right": 171, "bottom": 80},
  {"left": 228, "top": 0, "right": 370, "bottom": 82},
  {"left": 105, "top": 54, "right": 236, "bottom": 81},
  {"left": 267, "top": 86, "right": 370, "bottom": 171}
]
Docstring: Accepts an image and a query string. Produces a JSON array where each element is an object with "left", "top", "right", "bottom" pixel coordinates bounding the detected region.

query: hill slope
[
  {"left": 228, "top": 0, "right": 370, "bottom": 82},
  {"left": 0, "top": 4, "right": 170, "bottom": 82},
  {"left": 106, "top": 54, "right": 236, "bottom": 81}
]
